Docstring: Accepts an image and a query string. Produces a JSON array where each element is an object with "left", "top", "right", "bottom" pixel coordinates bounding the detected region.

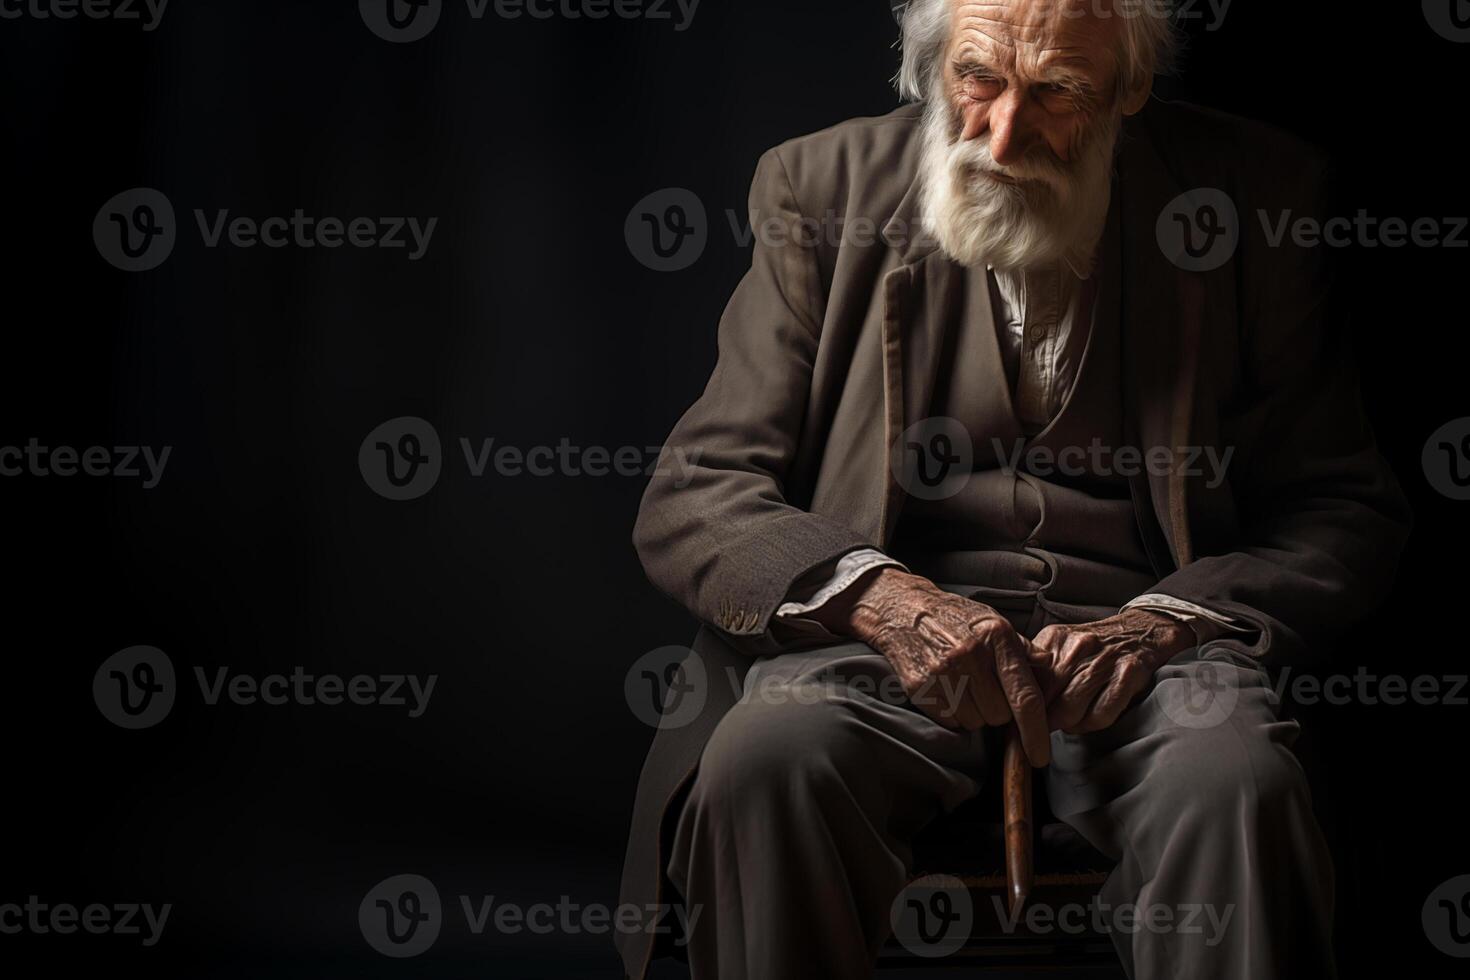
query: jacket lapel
[{"left": 877, "top": 181, "right": 990, "bottom": 546}]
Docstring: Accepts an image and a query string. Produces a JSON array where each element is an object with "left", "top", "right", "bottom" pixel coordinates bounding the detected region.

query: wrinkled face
[
  {"left": 917, "top": 0, "right": 1139, "bottom": 270},
  {"left": 944, "top": 0, "right": 1126, "bottom": 172}
]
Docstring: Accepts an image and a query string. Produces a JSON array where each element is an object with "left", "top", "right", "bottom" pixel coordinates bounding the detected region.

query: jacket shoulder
[{"left": 753, "top": 104, "right": 923, "bottom": 219}]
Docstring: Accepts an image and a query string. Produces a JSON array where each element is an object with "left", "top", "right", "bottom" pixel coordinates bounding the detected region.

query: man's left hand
[{"left": 1029, "top": 610, "right": 1196, "bottom": 735}]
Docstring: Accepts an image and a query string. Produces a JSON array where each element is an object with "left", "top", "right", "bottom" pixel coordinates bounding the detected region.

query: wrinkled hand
[
  {"left": 1029, "top": 609, "right": 1195, "bottom": 735},
  {"left": 814, "top": 568, "right": 1050, "bottom": 765}
]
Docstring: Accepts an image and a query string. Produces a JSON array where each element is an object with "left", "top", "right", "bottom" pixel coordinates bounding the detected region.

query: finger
[
  {"left": 954, "top": 638, "right": 1012, "bottom": 728},
  {"left": 909, "top": 656, "right": 984, "bottom": 732},
  {"left": 1071, "top": 658, "right": 1154, "bottom": 734},
  {"left": 931, "top": 667, "right": 987, "bottom": 731},
  {"left": 1047, "top": 655, "right": 1113, "bottom": 734},
  {"left": 987, "top": 626, "right": 1051, "bottom": 767},
  {"left": 873, "top": 632, "right": 972, "bottom": 732}
]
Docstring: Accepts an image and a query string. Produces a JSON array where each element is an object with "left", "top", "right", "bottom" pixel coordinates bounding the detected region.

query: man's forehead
[{"left": 948, "top": 0, "right": 1123, "bottom": 56}]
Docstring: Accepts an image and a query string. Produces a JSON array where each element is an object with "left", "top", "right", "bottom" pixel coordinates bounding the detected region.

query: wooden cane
[{"left": 1002, "top": 723, "right": 1034, "bottom": 919}]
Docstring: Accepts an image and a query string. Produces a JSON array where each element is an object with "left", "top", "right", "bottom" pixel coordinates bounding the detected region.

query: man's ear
[{"left": 1120, "top": 76, "right": 1153, "bottom": 116}]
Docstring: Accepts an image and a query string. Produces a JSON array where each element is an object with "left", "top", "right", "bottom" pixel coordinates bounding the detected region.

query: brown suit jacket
[{"left": 616, "top": 99, "right": 1411, "bottom": 979}]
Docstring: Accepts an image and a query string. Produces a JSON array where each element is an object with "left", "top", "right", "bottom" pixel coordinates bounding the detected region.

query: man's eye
[
  {"left": 960, "top": 75, "right": 1004, "bottom": 99},
  {"left": 1037, "top": 85, "right": 1088, "bottom": 111}
]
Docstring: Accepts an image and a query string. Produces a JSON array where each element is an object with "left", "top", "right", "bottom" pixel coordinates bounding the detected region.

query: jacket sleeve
[
  {"left": 1147, "top": 156, "right": 1412, "bottom": 661},
  {"left": 632, "top": 147, "right": 871, "bottom": 653}
]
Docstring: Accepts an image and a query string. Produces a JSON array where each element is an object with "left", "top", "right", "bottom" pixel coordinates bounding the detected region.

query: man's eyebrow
[
  {"left": 1037, "top": 66, "right": 1095, "bottom": 91},
  {"left": 952, "top": 58, "right": 1001, "bottom": 76}
]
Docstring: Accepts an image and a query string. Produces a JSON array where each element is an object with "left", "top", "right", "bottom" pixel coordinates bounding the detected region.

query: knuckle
[
  {"left": 1034, "top": 624, "right": 1061, "bottom": 644},
  {"left": 968, "top": 618, "right": 1003, "bottom": 643}
]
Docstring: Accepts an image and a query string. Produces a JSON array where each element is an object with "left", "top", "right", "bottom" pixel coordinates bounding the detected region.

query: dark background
[{"left": 2, "top": 1, "right": 1466, "bottom": 976}]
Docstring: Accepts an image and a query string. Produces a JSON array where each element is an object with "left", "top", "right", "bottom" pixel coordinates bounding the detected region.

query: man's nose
[{"left": 981, "top": 88, "right": 1036, "bottom": 167}]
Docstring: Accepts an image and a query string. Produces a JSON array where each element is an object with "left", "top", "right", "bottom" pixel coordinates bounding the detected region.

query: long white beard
[{"left": 917, "top": 86, "right": 1121, "bottom": 272}]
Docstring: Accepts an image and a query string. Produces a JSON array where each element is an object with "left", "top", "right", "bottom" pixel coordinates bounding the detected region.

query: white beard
[{"left": 917, "top": 84, "right": 1121, "bottom": 273}]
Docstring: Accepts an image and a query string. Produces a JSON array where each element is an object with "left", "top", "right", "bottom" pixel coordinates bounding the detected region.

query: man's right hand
[{"left": 812, "top": 567, "right": 1051, "bottom": 766}]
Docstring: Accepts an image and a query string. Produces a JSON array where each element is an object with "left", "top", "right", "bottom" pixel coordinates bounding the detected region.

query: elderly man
[{"left": 616, "top": 1, "right": 1409, "bottom": 978}]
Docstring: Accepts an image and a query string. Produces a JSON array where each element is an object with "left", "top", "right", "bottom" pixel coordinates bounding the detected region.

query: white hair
[{"left": 895, "top": 0, "right": 1181, "bottom": 104}]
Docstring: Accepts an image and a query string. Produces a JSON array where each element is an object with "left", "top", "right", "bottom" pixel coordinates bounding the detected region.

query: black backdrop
[{"left": 2, "top": 2, "right": 1468, "bottom": 977}]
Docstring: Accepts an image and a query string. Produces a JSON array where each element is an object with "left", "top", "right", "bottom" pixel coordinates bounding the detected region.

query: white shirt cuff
[
  {"left": 1123, "top": 593, "right": 1251, "bottom": 643},
  {"left": 775, "top": 548, "right": 906, "bottom": 619}
]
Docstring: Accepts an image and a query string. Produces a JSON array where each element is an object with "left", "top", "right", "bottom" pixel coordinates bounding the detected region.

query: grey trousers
[{"left": 665, "top": 641, "right": 1335, "bottom": 980}]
